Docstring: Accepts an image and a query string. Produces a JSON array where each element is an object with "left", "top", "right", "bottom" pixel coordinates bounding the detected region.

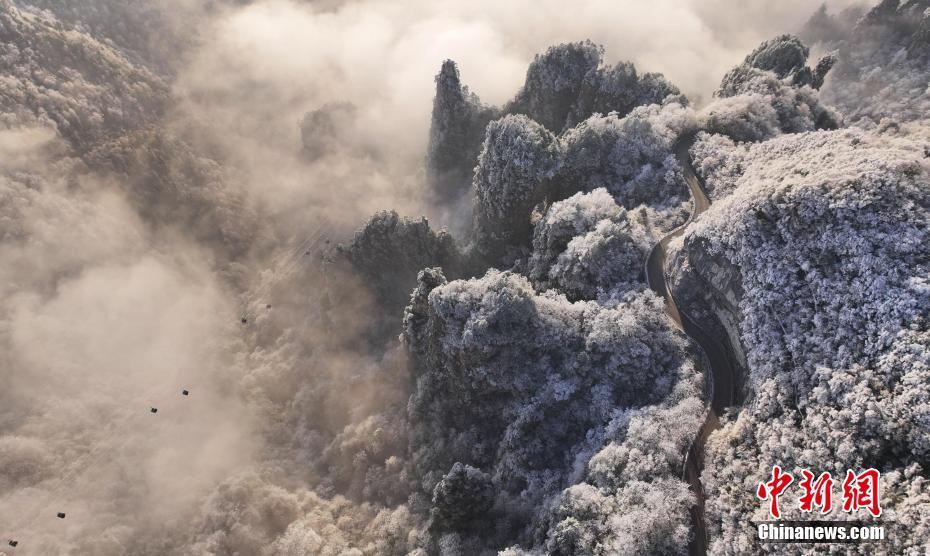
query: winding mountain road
[{"left": 644, "top": 134, "right": 741, "bottom": 556}]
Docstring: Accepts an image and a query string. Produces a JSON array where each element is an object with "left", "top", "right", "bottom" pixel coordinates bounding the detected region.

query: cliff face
[{"left": 668, "top": 230, "right": 749, "bottom": 400}]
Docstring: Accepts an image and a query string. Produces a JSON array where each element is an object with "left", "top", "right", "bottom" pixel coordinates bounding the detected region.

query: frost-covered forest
[
  {"left": 0, "top": 0, "right": 928, "bottom": 555},
  {"left": 680, "top": 3, "right": 930, "bottom": 552}
]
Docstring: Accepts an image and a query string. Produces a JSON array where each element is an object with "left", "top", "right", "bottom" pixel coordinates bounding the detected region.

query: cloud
[
  {"left": 0, "top": 128, "right": 258, "bottom": 554},
  {"left": 169, "top": 0, "right": 865, "bottom": 234}
]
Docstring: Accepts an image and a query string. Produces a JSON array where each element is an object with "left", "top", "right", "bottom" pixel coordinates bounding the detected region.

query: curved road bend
[{"left": 644, "top": 134, "right": 740, "bottom": 556}]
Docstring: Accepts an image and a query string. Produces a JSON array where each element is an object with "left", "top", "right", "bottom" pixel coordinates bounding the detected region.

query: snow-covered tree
[
  {"left": 566, "top": 61, "right": 685, "bottom": 132},
  {"left": 699, "top": 94, "right": 782, "bottom": 143},
  {"left": 402, "top": 269, "right": 700, "bottom": 552},
  {"left": 557, "top": 102, "right": 696, "bottom": 208},
  {"left": 427, "top": 42, "right": 686, "bottom": 210},
  {"left": 686, "top": 131, "right": 746, "bottom": 200},
  {"left": 717, "top": 34, "right": 832, "bottom": 95},
  {"left": 341, "top": 210, "right": 461, "bottom": 339},
  {"left": 0, "top": 2, "right": 168, "bottom": 152},
  {"left": 527, "top": 188, "right": 654, "bottom": 302},
  {"left": 17, "top": 0, "right": 197, "bottom": 71},
  {"left": 703, "top": 35, "right": 840, "bottom": 143},
  {"left": 507, "top": 41, "right": 685, "bottom": 134},
  {"left": 805, "top": 0, "right": 930, "bottom": 130},
  {"left": 506, "top": 41, "right": 603, "bottom": 134},
  {"left": 472, "top": 114, "right": 561, "bottom": 261},
  {"left": 473, "top": 102, "right": 694, "bottom": 264},
  {"left": 673, "top": 128, "right": 930, "bottom": 553},
  {"left": 430, "top": 462, "right": 495, "bottom": 530},
  {"left": 427, "top": 60, "right": 500, "bottom": 202}
]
